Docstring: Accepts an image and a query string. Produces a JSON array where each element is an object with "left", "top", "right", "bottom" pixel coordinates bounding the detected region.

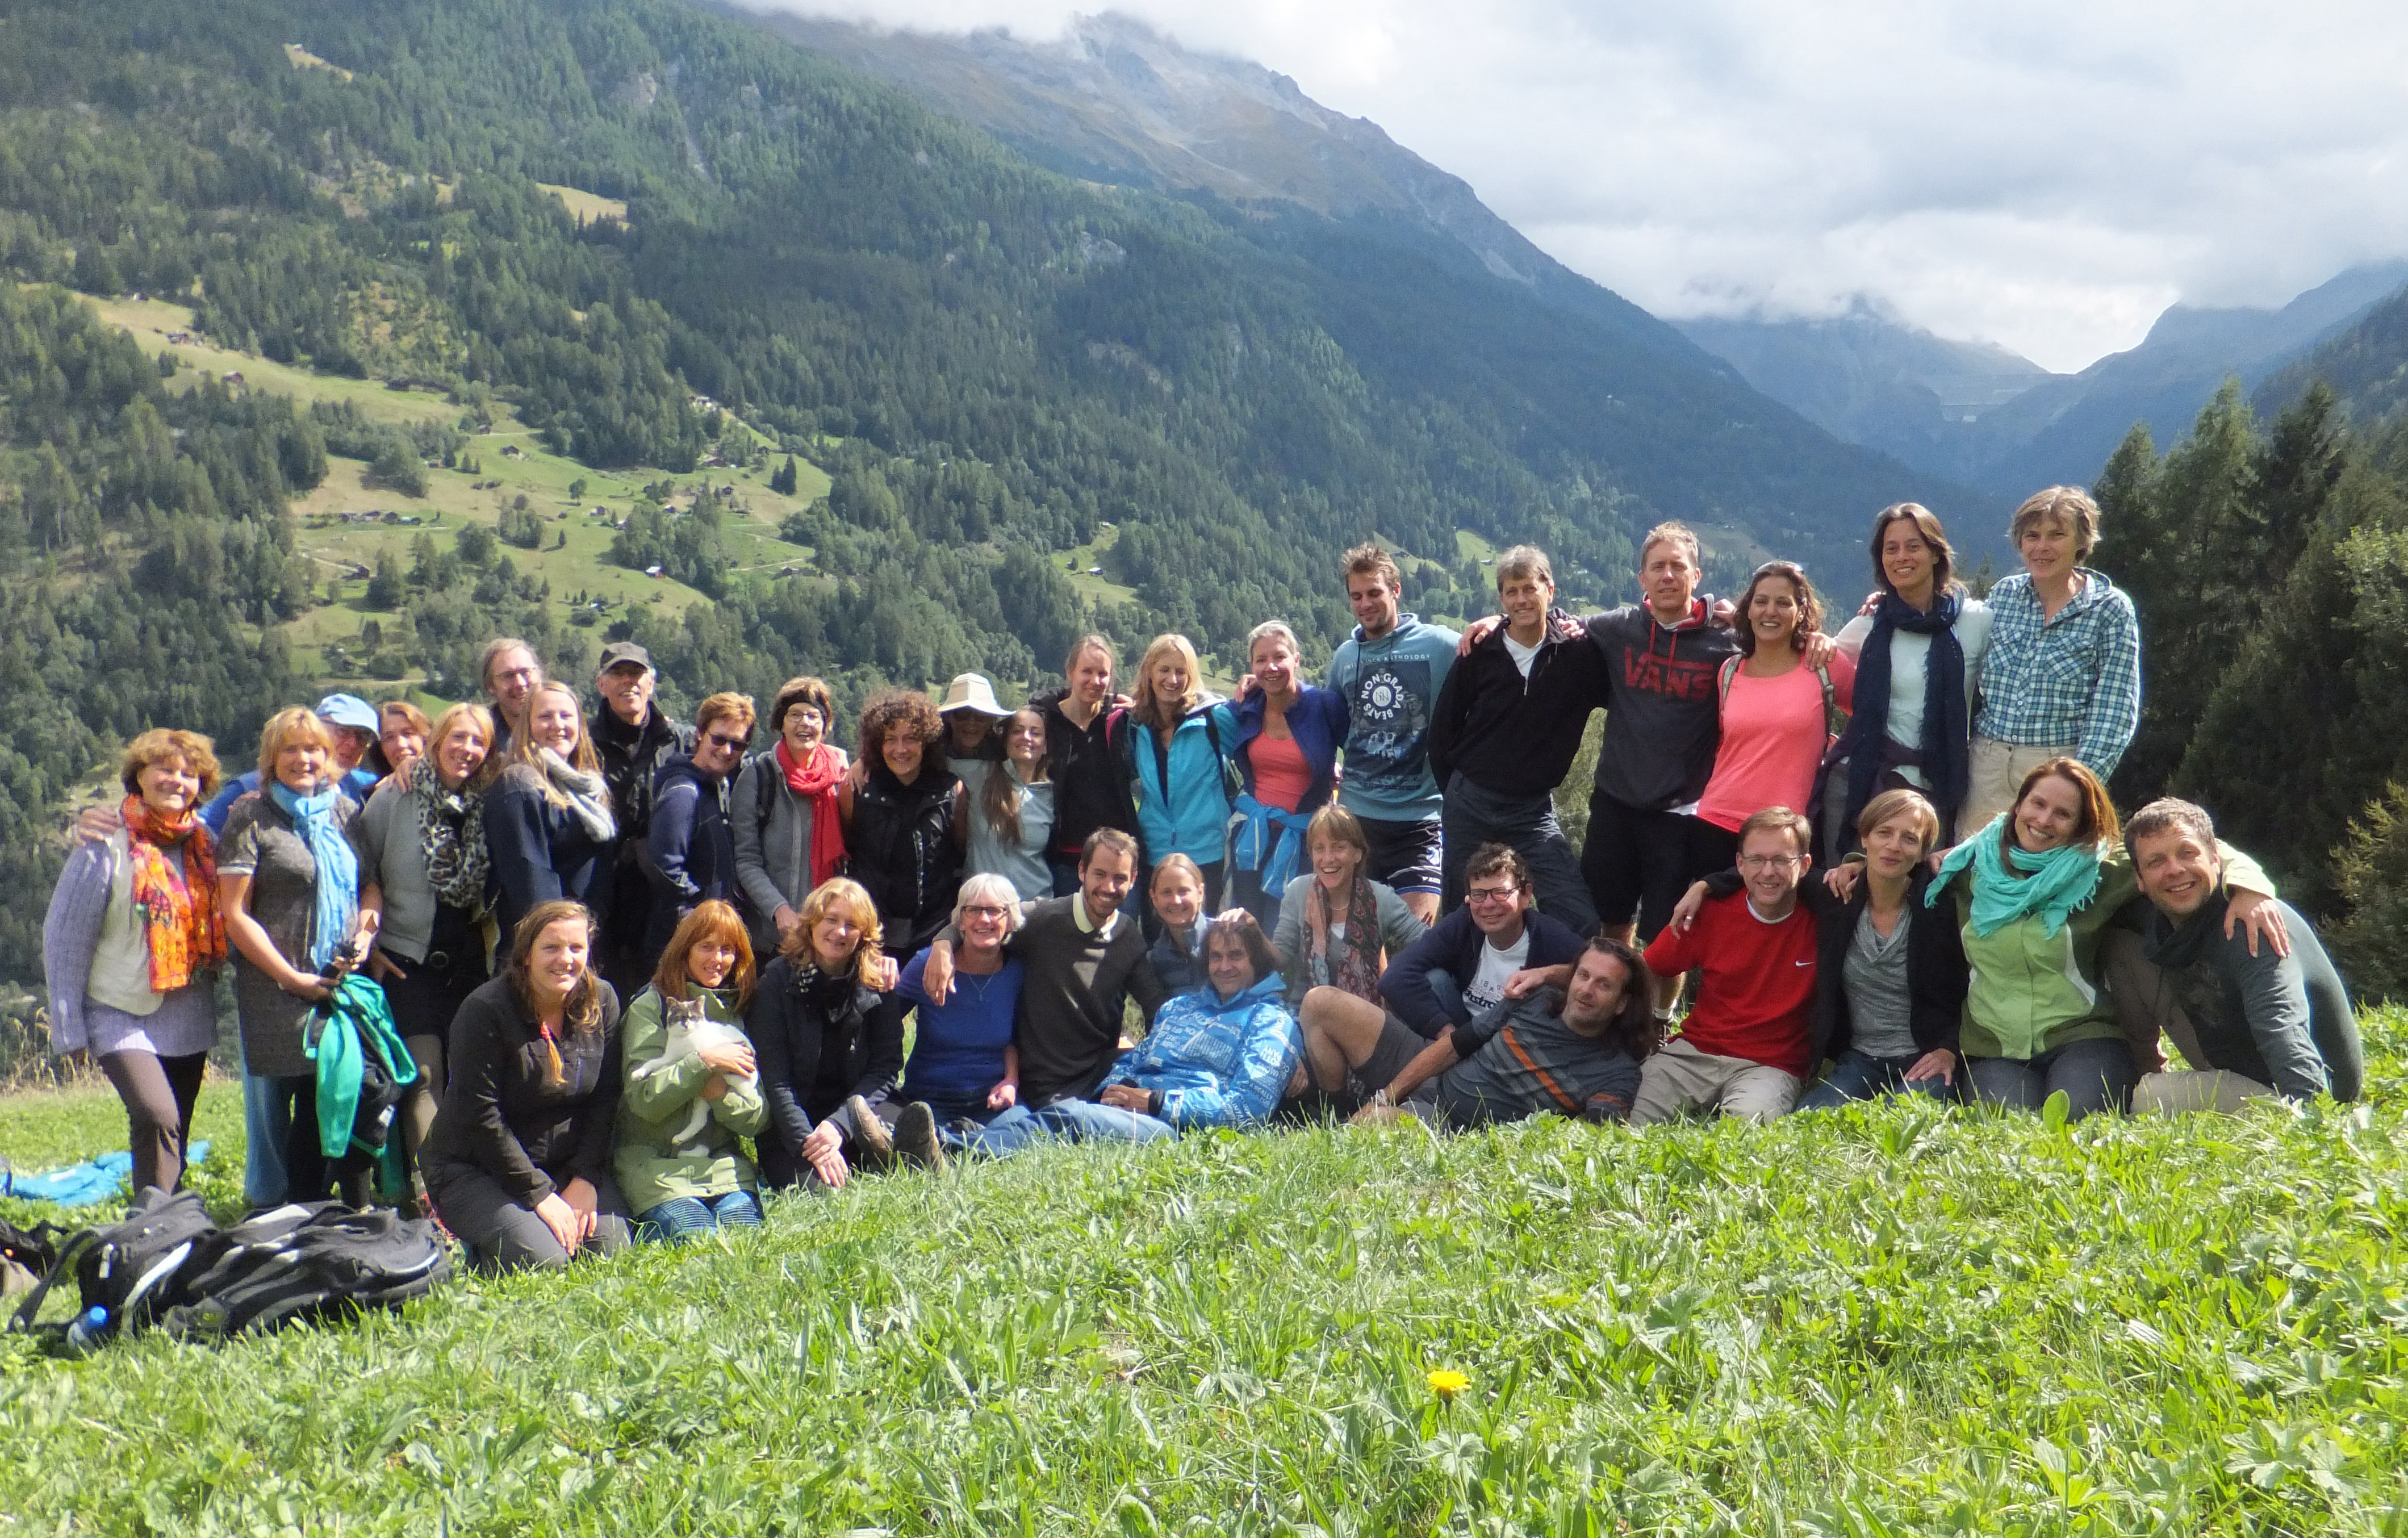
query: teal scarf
[
  {"left": 270, "top": 780, "right": 359, "bottom": 971},
  {"left": 1926, "top": 814, "right": 2104, "bottom": 938}
]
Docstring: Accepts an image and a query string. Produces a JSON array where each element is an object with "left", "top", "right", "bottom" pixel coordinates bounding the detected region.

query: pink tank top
[{"left": 1249, "top": 732, "right": 1312, "bottom": 812}]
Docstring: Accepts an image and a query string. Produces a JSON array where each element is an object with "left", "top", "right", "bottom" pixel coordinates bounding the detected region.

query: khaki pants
[
  {"left": 1631, "top": 1037, "right": 1801, "bottom": 1126},
  {"left": 2134, "top": 1069, "right": 2278, "bottom": 1115},
  {"left": 1961, "top": 736, "right": 2079, "bottom": 839}
]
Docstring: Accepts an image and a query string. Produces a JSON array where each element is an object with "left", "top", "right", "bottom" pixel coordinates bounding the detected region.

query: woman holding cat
[{"left": 613, "top": 900, "right": 770, "bottom": 1242}]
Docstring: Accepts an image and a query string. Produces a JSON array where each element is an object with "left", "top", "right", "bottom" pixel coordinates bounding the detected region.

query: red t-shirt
[
  {"left": 1642, "top": 891, "right": 1817, "bottom": 1077},
  {"left": 1249, "top": 732, "right": 1312, "bottom": 812}
]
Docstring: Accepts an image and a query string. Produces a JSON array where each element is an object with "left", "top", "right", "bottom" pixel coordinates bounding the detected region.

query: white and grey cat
[{"left": 630, "top": 995, "right": 757, "bottom": 1147}]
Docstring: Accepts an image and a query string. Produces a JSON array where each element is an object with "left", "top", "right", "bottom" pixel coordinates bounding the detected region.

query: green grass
[{"left": 5, "top": 1019, "right": 2408, "bottom": 1533}]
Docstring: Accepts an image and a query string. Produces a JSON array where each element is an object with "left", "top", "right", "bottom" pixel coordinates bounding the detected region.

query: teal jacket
[
  {"left": 1122, "top": 698, "right": 1237, "bottom": 865},
  {"left": 307, "top": 975, "right": 420, "bottom": 1165}
]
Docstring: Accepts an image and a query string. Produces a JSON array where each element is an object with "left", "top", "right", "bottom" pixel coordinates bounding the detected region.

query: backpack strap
[
  {"left": 7, "top": 1228, "right": 102, "bottom": 1338},
  {"left": 1816, "top": 664, "right": 1842, "bottom": 739},
  {"left": 1718, "top": 654, "right": 1740, "bottom": 709},
  {"left": 749, "top": 750, "right": 780, "bottom": 834}
]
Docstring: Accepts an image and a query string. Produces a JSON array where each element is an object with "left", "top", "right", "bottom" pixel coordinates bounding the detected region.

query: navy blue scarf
[{"left": 1839, "top": 588, "right": 1968, "bottom": 837}]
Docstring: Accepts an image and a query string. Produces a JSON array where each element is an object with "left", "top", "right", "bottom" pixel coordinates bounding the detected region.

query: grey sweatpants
[{"left": 430, "top": 1165, "right": 632, "bottom": 1274}]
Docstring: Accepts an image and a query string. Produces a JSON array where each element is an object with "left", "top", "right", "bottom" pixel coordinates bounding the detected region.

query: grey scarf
[{"left": 537, "top": 747, "right": 618, "bottom": 845}]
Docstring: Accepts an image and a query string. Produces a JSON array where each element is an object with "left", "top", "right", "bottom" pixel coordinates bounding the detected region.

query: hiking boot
[
  {"left": 846, "top": 1096, "right": 894, "bottom": 1172},
  {"left": 892, "top": 1101, "right": 948, "bottom": 1171}
]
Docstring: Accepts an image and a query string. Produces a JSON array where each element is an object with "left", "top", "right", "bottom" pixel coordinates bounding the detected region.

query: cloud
[{"left": 743, "top": 0, "right": 2408, "bottom": 370}]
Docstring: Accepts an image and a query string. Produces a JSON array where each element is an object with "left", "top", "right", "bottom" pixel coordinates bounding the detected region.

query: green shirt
[{"left": 612, "top": 984, "right": 768, "bottom": 1215}]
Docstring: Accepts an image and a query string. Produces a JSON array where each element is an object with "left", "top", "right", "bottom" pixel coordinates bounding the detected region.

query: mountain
[
  {"left": 2254, "top": 279, "right": 2408, "bottom": 427},
  {"left": 1673, "top": 303, "right": 2054, "bottom": 488},
  {"left": 1682, "top": 263, "right": 2408, "bottom": 498}
]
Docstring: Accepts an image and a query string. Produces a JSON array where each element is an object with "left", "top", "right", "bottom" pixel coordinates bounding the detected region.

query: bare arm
[{"left": 1382, "top": 1033, "right": 1464, "bottom": 1103}]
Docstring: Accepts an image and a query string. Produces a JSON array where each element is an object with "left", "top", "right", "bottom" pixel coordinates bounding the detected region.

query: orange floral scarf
[{"left": 121, "top": 793, "right": 224, "bottom": 992}]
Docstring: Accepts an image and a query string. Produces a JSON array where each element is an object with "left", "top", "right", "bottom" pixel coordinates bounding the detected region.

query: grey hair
[
  {"left": 951, "top": 872, "right": 1027, "bottom": 936},
  {"left": 1245, "top": 620, "right": 1299, "bottom": 661},
  {"left": 1495, "top": 545, "right": 1554, "bottom": 589}
]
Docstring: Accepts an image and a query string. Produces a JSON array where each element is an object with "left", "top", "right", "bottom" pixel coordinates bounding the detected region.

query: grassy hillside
[{"left": 3, "top": 1021, "right": 2405, "bottom": 1533}]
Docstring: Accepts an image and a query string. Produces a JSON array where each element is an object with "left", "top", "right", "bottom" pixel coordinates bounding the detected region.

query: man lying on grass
[
  {"left": 2113, "top": 798, "right": 2364, "bottom": 1112},
  {"left": 1293, "top": 933, "right": 1654, "bottom": 1127}
]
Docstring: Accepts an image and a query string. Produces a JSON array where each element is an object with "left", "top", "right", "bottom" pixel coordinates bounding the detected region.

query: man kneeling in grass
[
  {"left": 1295, "top": 934, "right": 1653, "bottom": 1127},
  {"left": 2112, "top": 799, "right": 2363, "bottom": 1111}
]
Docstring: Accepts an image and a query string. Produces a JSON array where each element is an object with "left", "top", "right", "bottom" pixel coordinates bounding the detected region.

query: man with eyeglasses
[
  {"left": 644, "top": 691, "right": 756, "bottom": 956},
  {"left": 1294, "top": 845, "right": 1585, "bottom": 1110},
  {"left": 478, "top": 637, "right": 547, "bottom": 757},
  {"left": 1632, "top": 806, "right": 1820, "bottom": 1124}
]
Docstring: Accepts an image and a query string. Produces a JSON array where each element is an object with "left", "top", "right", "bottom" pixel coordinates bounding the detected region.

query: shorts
[
  {"left": 1581, "top": 791, "right": 1709, "bottom": 942},
  {"left": 1348, "top": 1012, "right": 1444, "bottom": 1114},
  {"left": 1357, "top": 814, "right": 1443, "bottom": 895}
]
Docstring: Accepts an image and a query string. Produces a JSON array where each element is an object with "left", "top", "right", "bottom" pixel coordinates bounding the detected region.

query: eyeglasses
[
  {"left": 1465, "top": 884, "right": 1520, "bottom": 906},
  {"left": 706, "top": 732, "right": 752, "bottom": 752},
  {"left": 961, "top": 904, "right": 1012, "bottom": 921},
  {"left": 494, "top": 666, "right": 541, "bottom": 685},
  {"left": 1738, "top": 854, "right": 1803, "bottom": 872}
]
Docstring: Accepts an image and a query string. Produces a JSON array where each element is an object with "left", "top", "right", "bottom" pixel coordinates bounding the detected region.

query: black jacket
[
  {"left": 591, "top": 703, "right": 693, "bottom": 847},
  {"left": 421, "top": 974, "right": 624, "bottom": 1205},
  {"left": 645, "top": 756, "right": 734, "bottom": 952},
  {"left": 747, "top": 956, "right": 905, "bottom": 1159},
  {"left": 482, "top": 768, "right": 616, "bottom": 950},
  {"left": 1427, "top": 621, "right": 1610, "bottom": 799},
  {"left": 1703, "top": 865, "right": 1968, "bottom": 1066},
  {"left": 1035, "top": 686, "right": 1137, "bottom": 859},
  {"left": 848, "top": 760, "right": 961, "bottom": 955}
]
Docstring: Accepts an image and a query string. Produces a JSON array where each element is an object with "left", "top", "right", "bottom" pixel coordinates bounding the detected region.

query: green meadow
[{"left": 2, "top": 1017, "right": 2406, "bottom": 1534}]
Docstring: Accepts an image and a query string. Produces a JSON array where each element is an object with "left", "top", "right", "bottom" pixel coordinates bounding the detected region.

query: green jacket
[
  {"left": 613, "top": 984, "right": 768, "bottom": 1215},
  {"left": 1941, "top": 839, "right": 2270, "bottom": 1062}
]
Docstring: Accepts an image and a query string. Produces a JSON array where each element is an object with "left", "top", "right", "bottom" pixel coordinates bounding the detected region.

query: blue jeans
[
  {"left": 1794, "top": 1049, "right": 1956, "bottom": 1112},
  {"left": 242, "top": 1071, "right": 292, "bottom": 1207},
  {"left": 976, "top": 1097, "right": 1177, "bottom": 1156},
  {"left": 1966, "top": 1037, "right": 2134, "bottom": 1120},
  {"left": 635, "top": 1189, "right": 764, "bottom": 1243},
  {"left": 1440, "top": 772, "right": 1598, "bottom": 934}
]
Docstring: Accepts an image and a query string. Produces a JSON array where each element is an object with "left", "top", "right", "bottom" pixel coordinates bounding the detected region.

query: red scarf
[
  {"left": 120, "top": 793, "right": 224, "bottom": 992},
  {"left": 777, "top": 739, "right": 850, "bottom": 888}
]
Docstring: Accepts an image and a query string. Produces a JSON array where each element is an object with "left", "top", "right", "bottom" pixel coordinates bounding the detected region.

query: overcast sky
[{"left": 749, "top": 0, "right": 2408, "bottom": 372}]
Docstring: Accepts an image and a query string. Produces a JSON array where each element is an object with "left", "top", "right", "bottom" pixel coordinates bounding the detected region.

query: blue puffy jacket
[{"left": 1103, "top": 973, "right": 1300, "bottom": 1129}]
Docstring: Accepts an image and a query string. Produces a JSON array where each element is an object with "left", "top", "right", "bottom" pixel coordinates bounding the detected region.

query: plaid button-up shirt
[{"left": 1973, "top": 569, "right": 2142, "bottom": 777}]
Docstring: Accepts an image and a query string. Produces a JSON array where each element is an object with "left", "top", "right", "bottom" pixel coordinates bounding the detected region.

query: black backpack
[
  {"left": 165, "top": 1203, "right": 452, "bottom": 1338},
  {"left": 7, "top": 1187, "right": 221, "bottom": 1340}
]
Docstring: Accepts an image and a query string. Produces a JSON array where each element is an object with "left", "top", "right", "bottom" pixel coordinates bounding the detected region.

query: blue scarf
[
  {"left": 1926, "top": 815, "right": 2103, "bottom": 938},
  {"left": 270, "top": 780, "right": 359, "bottom": 971},
  {"left": 1837, "top": 587, "right": 1968, "bottom": 837}
]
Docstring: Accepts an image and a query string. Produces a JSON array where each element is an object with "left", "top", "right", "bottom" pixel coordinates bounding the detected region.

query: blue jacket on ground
[
  {"left": 1379, "top": 905, "right": 1589, "bottom": 1038},
  {"left": 1326, "top": 615, "right": 1460, "bottom": 822},
  {"left": 1103, "top": 973, "right": 1301, "bottom": 1130},
  {"left": 1122, "top": 697, "right": 1237, "bottom": 866}
]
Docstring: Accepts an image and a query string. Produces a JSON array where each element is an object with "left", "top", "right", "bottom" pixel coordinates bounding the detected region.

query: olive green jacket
[{"left": 613, "top": 984, "right": 768, "bottom": 1215}]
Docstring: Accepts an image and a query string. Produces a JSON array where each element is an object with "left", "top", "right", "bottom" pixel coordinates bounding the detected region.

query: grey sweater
[
  {"left": 730, "top": 754, "right": 820, "bottom": 952},
  {"left": 1270, "top": 874, "right": 1427, "bottom": 1006}
]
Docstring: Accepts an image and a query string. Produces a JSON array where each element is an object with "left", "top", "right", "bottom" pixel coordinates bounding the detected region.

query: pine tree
[{"left": 771, "top": 455, "right": 799, "bottom": 495}]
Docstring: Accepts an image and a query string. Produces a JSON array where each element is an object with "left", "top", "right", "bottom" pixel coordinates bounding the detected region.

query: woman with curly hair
[
  {"left": 839, "top": 688, "right": 960, "bottom": 956},
  {"left": 43, "top": 728, "right": 228, "bottom": 1194},
  {"left": 746, "top": 877, "right": 906, "bottom": 1190}
]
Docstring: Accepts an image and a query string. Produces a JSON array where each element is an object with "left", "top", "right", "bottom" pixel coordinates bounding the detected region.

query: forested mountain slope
[{"left": 0, "top": 0, "right": 1957, "bottom": 988}]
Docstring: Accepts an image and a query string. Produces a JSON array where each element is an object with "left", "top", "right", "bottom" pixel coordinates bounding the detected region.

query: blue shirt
[
  {"left": 1974, "top": 570, "right": 2141, "bottom": 776},
  {"left": 897, "top": 947, "right": 1022, "bottom": 1103},
  {"left": 1327, "top": 615, "right": 1459, "bottom": 822}
]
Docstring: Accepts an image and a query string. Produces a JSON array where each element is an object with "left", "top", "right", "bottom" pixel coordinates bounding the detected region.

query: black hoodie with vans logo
[{"left": 1585, "top": 598, "right": 1742, "bottom": 812}]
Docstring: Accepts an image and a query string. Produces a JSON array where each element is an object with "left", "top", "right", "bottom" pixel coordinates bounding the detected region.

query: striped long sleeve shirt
[{"left": 1973, "top": 570, "right": 2142, "bottom": 778}]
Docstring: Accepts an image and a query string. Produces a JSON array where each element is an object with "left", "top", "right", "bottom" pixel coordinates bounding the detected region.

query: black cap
[{"left": 597, "top": 641, "right": 653, "bottom": 674}]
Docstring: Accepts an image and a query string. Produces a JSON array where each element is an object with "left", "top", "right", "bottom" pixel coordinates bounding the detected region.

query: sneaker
[
  {"left": 846, "top": 1095, "right": 894, "bottom": 1171},
  {"left": 892, "top": 1101, "right": 948, "bottom": 1171}
]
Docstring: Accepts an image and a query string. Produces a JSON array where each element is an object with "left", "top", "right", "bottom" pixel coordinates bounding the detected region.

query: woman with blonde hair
[
  {"left": 484, "top": 679, "right": 618, "bottom": 948},
  {"left": 615, "top": 900, "right": 768, "bottom": 1241},
  {"left": 1119, "top": 632, "right": 1237, "bottom": 916},
  {"left": 746, "top": 877, "right": 905, "bottom": 1189},
  {"left": 43, "top": 728, "right": 227, "bottom": 1194},
  {"left": 423, "top": 900, "right": 632, "bottom": 1272},
  {"left": 355, "top": 701, "right": 499, "bottom": 1209},
  {"left": 220, "top": 707, "right": 382, "bottom": 1205},
  {"left": 1227, "top": 621, "right": 1350, "bottom": 929}
]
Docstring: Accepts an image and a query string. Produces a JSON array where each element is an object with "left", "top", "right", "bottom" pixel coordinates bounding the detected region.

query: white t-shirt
[
  {"left": 1502, "top": 632, "right": 1541, "bottom": 679},
  {"left": 1465, "top": 927, "right": 1533, "bottom": 1014}
]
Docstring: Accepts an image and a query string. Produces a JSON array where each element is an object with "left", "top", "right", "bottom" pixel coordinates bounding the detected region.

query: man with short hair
[
  {"left": 1633, "top": 806, "right": 1820, "bottom": 1124},
  {"left": 2114, "top": 799, "right": 2362, "bottom": 1111},
  {"left": 587, "top": 641, "right": 695, "bottom": 996},
  {"left": 479, "top": 637, "right": 546, "bottom": 756},
  {"left": 1326, "top": 542, "right": 1459, "bottom": 924},
  {"left": 1361, "top": 843, "right": 1587, "bottom": 1043},
  {"left": 1303, "top": 934, "right": 1652, "bottom": 1127},
  {"left": 1427, "top": 545, "right": 1608, "bottom": 930},
  {"left": 920, "top": 828, "right": 1173, "bottom": 1148}
]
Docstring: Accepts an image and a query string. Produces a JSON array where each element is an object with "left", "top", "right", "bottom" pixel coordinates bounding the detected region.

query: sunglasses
[{"left": 706, "top": 732, "right": 752, "bottom": 752}]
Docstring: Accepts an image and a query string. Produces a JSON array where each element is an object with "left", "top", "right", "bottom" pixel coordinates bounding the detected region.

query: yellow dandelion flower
[{"left": 1427, "top": 1368, "right": 1469, "bottom": 1399}]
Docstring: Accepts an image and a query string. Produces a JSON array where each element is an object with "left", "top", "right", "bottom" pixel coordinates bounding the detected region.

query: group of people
[{"left": 41, "top": 484, "right": 2365, "bottom": 1275}]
